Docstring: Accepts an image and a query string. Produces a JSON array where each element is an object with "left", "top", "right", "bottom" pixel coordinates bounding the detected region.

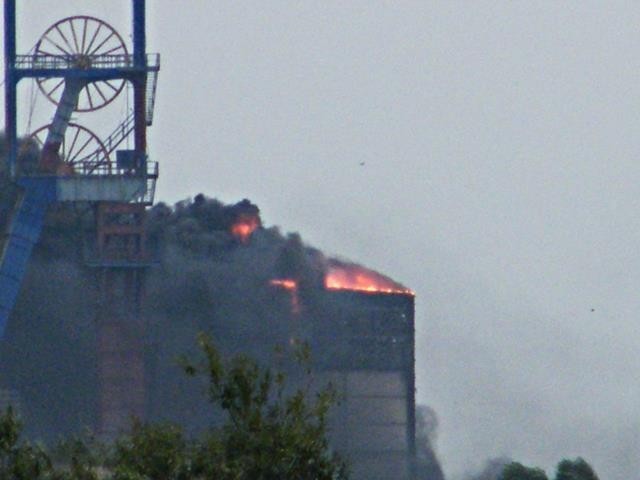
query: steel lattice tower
[{"left": 2, "top": 0, "right": 160, "bottom": 436}]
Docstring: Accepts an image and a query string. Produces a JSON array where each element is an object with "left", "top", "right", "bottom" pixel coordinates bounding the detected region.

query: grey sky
[{"left": 6, "top": 1, "right": 640, "bottom": 478}]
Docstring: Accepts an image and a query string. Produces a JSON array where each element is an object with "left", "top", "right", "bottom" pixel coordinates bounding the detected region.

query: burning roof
[{"left": 324, "top": 260, "right": 414, "bottom": 296}]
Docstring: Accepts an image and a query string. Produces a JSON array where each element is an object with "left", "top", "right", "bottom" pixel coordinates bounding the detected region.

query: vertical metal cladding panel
[{"left": 312, "top": 291, "right": 416, "bottom": 480}]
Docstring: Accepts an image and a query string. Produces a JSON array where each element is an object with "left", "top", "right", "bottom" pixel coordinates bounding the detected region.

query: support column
[
  {"left": 95, "top": 202, "right": 147, "bottom": 437},
  {"left": 4, "top": 0, "right": 17, "bottom": 178}
]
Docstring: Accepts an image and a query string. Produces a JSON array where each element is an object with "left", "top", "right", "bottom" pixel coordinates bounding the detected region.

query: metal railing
[
  {"left": 69, "top": 156, "right": 158, "bottom": 178},
  {"left": 141, "top": 170, "right": 158, "bottom": 204},
  {"left": 23, "top": 160, "right": 158, "bottom": 205},
  {"left": 14, "top": 53, "right": 160, "bottom": 71}
]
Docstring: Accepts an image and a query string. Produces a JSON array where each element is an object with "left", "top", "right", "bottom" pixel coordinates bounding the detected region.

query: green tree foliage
[
  {"left": 0, "top": 407, "right": 105, "bottom": 480},
  {"left": 0, "top": 336, "right": 347, "bottom": 479},
  {"left": 0, "top": 407, "right": 54, "bottom": 480},
  {"left": 181, "top": 333, "right": 347, "bottom": 480},
  {"left": 555, "top": 458, "right": 599, "bottom": 480},
  {"left": 51, "top": 435, "right": 101, "bottom": 480},
  {"left": 499, "top": 458, "right": 599, "bottom": 480},
  {"left": 500, "top": 462, "right": 549, "bottom": 480},
  {"left": 111, "top": 422, "right": 190, "bottom": 480}
]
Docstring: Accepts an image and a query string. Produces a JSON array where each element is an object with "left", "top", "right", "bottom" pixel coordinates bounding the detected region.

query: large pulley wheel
[
  {"left": 30, "top": 123, "right": 111, "bottom": 174},
  {"left": 35, "top": 16, "right": 128, "bottom": 112}
]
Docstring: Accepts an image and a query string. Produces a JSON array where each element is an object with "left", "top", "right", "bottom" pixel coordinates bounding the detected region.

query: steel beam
[
  {"left": 4, "top": 0, "right": 16, "bottom": 179},
  {"left": 133, "top": 0, "right": 146, "bottom": 68},
  {"left": 14, "top": 68, "right": 154, "bottom": 81}
]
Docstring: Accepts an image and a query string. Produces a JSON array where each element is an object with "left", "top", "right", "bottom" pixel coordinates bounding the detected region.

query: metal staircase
[
  {"left": 146, "top": 63, "right": 159, "bottom": 126},
  {"left": 103, "top": 112, "right": 135, "bottom": 156}
]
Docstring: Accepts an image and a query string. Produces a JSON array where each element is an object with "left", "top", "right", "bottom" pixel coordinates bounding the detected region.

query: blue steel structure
[
  {"left": 0, "top": 177, "right": 56, "bottom": 334},
  {"left": 1, "top": 1, "right": 159, "bottom": 343}
]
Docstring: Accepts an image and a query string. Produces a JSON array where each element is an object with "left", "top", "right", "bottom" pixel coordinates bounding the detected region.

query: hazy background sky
[{"left": 6, "top": 1, "right": 640, "bottom": 478}]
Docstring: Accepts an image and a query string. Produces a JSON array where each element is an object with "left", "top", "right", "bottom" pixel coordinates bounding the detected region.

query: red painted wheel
[
  {"left": 35, "top": 16, "right": 128, "bottom": 112},
  {"left": 30, "top": 123, "right": 111, "bottom": 174}
]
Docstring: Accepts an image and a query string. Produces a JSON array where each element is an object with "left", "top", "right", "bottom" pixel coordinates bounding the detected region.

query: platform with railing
[
  {"left": 13, "top": 53, "right": 160, "bottom": 75},
  {"left": 17, "top": 159, "right": 158, "bottom": 205}
]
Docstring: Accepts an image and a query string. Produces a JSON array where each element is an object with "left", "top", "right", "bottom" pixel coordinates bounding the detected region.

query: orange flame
[
  {"left": 325, "top": 265, "right": 414, "bottom": 295},
  {"left": 269, "top": 279, "right": 301, "bottom": 314},
  {"left": 230, "top": 214, "right": 260, "bottom": 243},
  {"left": 270, "top": 279, "right": 297, "bottom": 290}
]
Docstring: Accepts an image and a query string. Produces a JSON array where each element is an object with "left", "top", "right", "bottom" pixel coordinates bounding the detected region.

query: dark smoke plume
[
  {"left": 416, "top": 405, "right": 446, "bottom": 480},
  {"left": 0, "top": 138, "right": 443, "bottom": 476}
]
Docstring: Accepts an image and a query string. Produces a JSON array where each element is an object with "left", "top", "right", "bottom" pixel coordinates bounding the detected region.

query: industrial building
[{"left": 0, "top": 2, "right": 419, "bottom": 478}]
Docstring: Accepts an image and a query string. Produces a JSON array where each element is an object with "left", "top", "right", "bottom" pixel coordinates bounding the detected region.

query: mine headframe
[{"left": 0, "top": 0, "right": 160, "bottom": 337}]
